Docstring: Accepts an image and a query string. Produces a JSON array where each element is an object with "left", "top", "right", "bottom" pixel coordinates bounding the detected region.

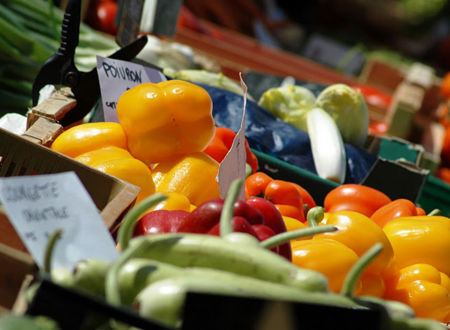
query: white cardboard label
[
  {"left": 97, "top": 56, "right": 166, "bottom": 122},
  {"left": 0, "top": 172, "right": 119, "bottom": 271},
  {"left": 218, "top": 74, "right": 248, "bottom": 200}
]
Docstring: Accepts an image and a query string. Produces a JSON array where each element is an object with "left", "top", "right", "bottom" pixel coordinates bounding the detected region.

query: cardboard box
[{"left": 0, "top": 127, "right": 140, "bottom": 248}]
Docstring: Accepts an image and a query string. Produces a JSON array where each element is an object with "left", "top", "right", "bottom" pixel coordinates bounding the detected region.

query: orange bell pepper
[
  {"left": 75, "top": 146, "right": 155, "bottom": 203},
  {"left": 51, "top": 122, "right": 127, "bottom": 158},
  {"left": 313, "top": 210, "right": 394, "bottom": 276},
  {"left": 203, "top": 126, "right": 259, "bottom": 173},
  {"left": 383, "top": 263, "right": 450, "bottom": 323},
  {"left": 116, "top": 80, "right": 215, "bottom": 165},
  {"left": 324, "top": 184, "right": 391, "bottom": 217},
  {"left": 370, "top": 198, "right": 425, "bottom": 227},
  {"left": 383, "top": 216, "right": 450, "bottom": 276},
  {"left": 246, "top": 172, "right": 303, "bottom": 220},
  {"left": 245, "top": 172, "right": 314, "bottom": 222},
  {"left": 151, "top": 152, "right": 220, "bottom": 206}
]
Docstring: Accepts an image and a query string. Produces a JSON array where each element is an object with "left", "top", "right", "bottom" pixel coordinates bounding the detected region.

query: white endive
[{"left": 306, "top": 107, "right": 346, "bottom": 184}]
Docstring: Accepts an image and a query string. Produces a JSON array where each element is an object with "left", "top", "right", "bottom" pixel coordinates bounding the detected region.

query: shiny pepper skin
[
  {"left": 324, "top": 184, "right": 391, "bottom": 217},
  {"left": 371, "top": 198, "right": 425, "bottom": 227},
  {"left": 316, "top": 210, "right": 394, "bottom": 275},
  {"left": 291, "top": 239, "right": 360, "bottom": 293},
  {"left": 116, "top": 80, "right": 215, "bottom": 165},
  {"left": 151, "top": 152, "right": 220, "bottom": 206},
  {"left": 383, "top": 263, "right": 450, "bottom": 322},
  {"left": 383, "top": 216, "right": 450, "bottom": 276},
  {"left": 245, "top": 172, "right": 315, "bottom": 221},
  {"left": 51, "top": 122, "right": 127, "bottom": 158},
  {"left": 75, "top": 146, "right": 155, "bottom": 203}
]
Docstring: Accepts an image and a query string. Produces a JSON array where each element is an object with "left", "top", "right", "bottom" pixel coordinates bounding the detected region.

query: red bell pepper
[
  {"left": 178, "top": 197, "right": 291, "bottom": 260},
  {"left": 203, "top": 126, "right": 259, "bottom": 173},
  {"left": 370, "top": 198, "right": 426, "bottom": 227},
  {"left": 246, "top": 196, "right": 291, "bottom": 261},
  {"left": 133, "top": 210, "right": 190, "bottom": 236}
]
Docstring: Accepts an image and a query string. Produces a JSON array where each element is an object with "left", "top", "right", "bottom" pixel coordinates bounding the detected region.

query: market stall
[{"left": 0, "top": 0, "right": 449, "bottom": 329}]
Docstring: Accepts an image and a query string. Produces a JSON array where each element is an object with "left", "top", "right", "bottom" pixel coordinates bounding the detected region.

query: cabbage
[
  {"left": 315, "top": 84, "right": 369, "bottom": 147},
  {"left": 258, "top": 83, "right": 369, "bottom": 147},
  {"left": 257, "top": 85, "right": 316, "bottom": 125}
]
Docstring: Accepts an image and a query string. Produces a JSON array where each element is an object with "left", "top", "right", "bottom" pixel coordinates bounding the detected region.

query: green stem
[
  {"left": 219, "top": 178, "right": 243, "bottom": 237},
  {"left": 117, "top": 193, "right": 167, "bottom": 251},
  {"left": 43, "top": 229, "right": 63, "bottom": 275},
  {"left": 307, "top": 206, "right": 324, "bottom": 227},
  {"left": 260, "top": 225, "right": 337, "bottom": 249},
  {"left": 427, "top": 208, "right": 441, "bottom": 216},
  {"left": 341, "top": 243, "right": 383, "bottom": 297}
]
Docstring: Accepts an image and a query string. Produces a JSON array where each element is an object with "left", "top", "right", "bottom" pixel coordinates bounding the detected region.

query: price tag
[
  {"left": 217, "top": 73, "right": 248, "bottom": 200},
  {"left": 0, "top": 172, "right": 119, "bottom": 271},
  {"left": 97, "top": 56, "right": 166, "bottom": 122}
]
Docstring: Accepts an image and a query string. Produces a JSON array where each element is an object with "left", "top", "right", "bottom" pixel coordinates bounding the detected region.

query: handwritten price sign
[
  {"left": 0, "top": 172, "right": 119, "bottom": 270},
  {"left": 97, "top": 56, "right": 166, "bottom": 122}
]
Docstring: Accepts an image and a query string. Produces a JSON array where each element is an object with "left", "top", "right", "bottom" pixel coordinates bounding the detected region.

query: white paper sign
[
  {"left": 97, "top": 56, "right": 166, "bottom": 122},
  {"left": 217, "top": 73, "right": 248, "bottom": 200},
  {"left": 0, "top": 172, "right": 119, "bottom": 271}
]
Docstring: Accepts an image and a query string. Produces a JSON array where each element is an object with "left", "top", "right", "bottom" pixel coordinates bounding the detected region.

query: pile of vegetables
[
  {"left": 0, "top": 0, "right": 119, "bottom": 115},
  {"left": 41, "top": 79, "right": 450, "bottom": 328},
  {"left": 257, "top": 82, "right": 369, "bottom": 184},
  {"left": 31, "top": 178, "right": 447, "bottom": 329}
]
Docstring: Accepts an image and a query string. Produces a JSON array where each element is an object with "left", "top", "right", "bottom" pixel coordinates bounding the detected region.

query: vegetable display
[
  {"left": 39, "top": 181, "right": 448, "bottom": 329},
  {"left": 40, "top": 73, "right": 450, "bottom": 327},
  {"left": 2, "top": 8, "right": 447, "bottom": 323}
]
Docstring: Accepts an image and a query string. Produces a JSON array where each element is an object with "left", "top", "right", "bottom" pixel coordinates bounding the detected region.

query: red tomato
[
  {"left": 369, "top": 121, "right": 388, "bottom": 136},
  {"left": 352, "top": 84, "right": 392, "bottom": 109},
  {"left": 95, "top": 1, "right": 118, "bottom": 35}
]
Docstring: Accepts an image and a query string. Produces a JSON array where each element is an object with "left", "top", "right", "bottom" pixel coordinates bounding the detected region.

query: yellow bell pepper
[
  {"left": 383, "top": 216, "right": 450, "bottom": 276},
  {"left": 383, "top": 263, "right": 450, "bottom": 323},
  {"left": 150, "top": 192, "right": 195, "bottom": 212},
  {"left": 313, "top": 210, "right": 394, "bottom": 276},
  {"left": 441, "top": 272, "right": 450, "bottom": 291},
  {"left": 282, "top": 215, "right": 307, "bottom": 231},
  {"left": 75, "top": 146, "right": 155, "bottom": 203},
  {"left": 51, "top": 122, "right": 127, "bottom": 158},
  {"left": 151, "top": 152, "right": 220, "bottom": 206},
  {"left": 291, "top": 239, "right": 361, "bottom": 293},
  {"left": 116, "top": 80, "right": 215, "bottom": 164}
]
